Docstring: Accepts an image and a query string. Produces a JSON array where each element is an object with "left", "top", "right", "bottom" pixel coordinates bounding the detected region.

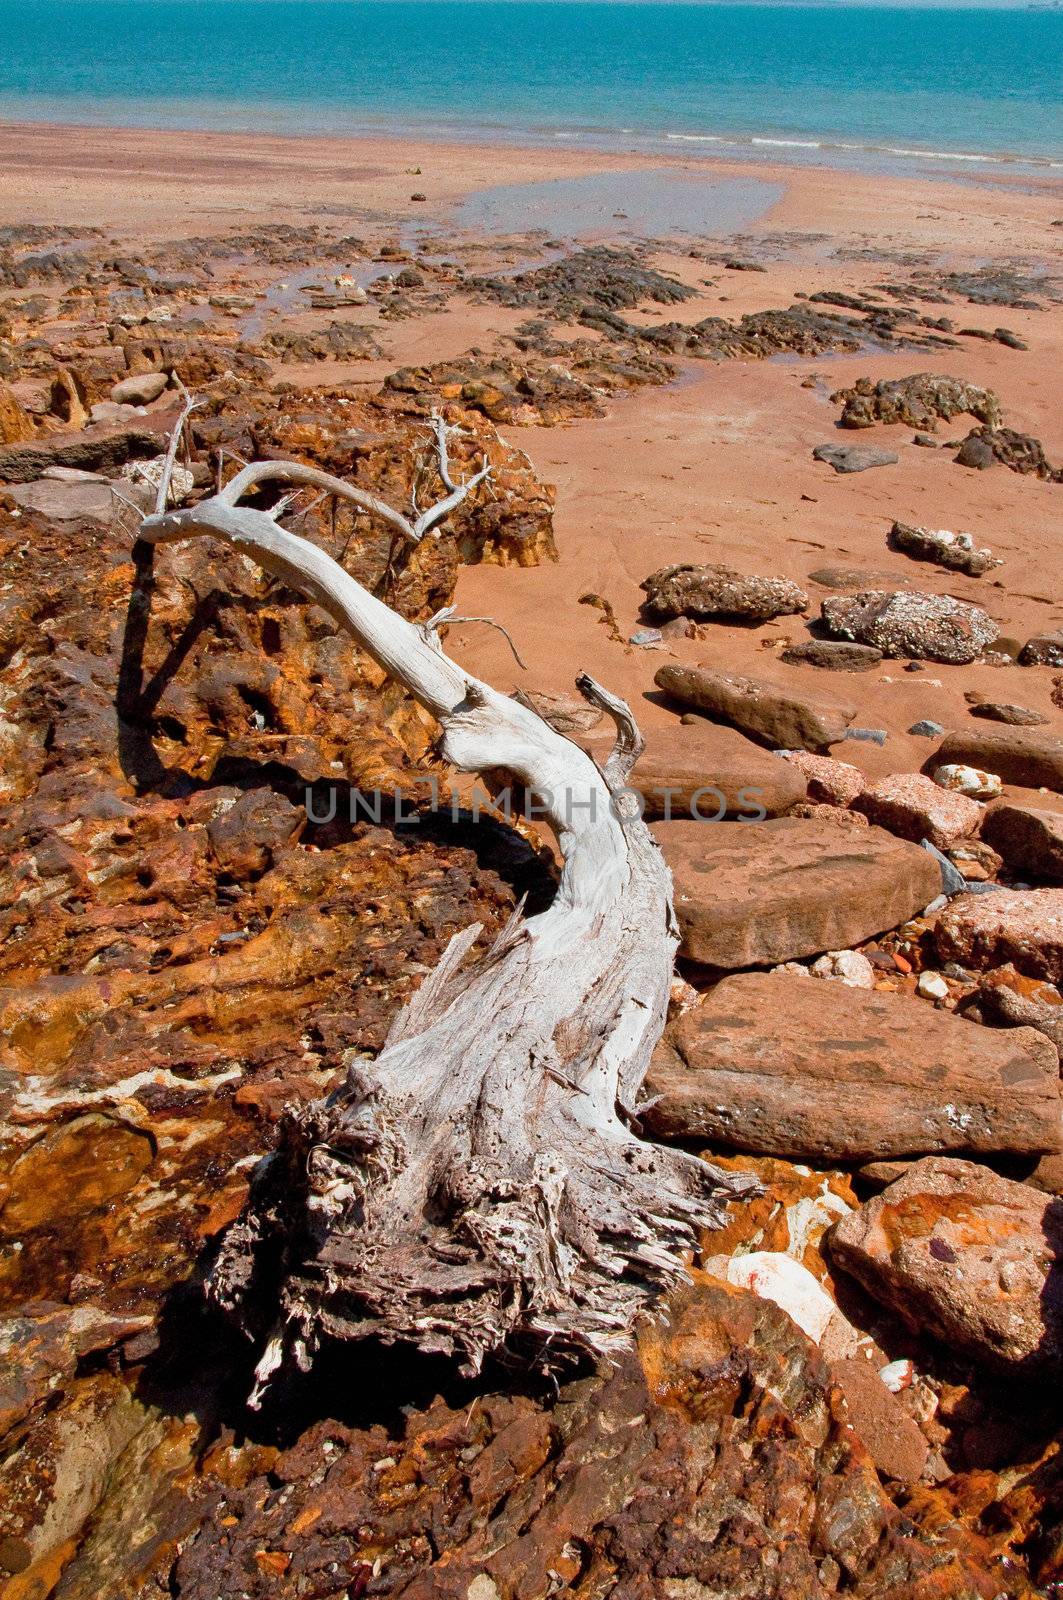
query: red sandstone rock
[
  {"left": 644, "top": 971, "right": 1060, "bottom": 1162},
  {"left": 830, "top": 1157, "right": 1063, "bottom": 1375},
  {"left": 854, "top": 772, "right": 983, "bottom": 848},
  {"left": 780, "top": 748, "right": 865, "bottom": 806},
  {"left": 982, "top": 799, "right": 1063, "bottom": 883},
  {"left": 628, "top": 722, "right": 805, "bottom": 819},
  {"left": 654, "top": 663, "right": 855, "bottom": 752},
  {"left": 787, "top": 801, "right": 871, "bottom": 827},
  {"left": 930, "top": 728, "right": 1063, "bottom": 793},
  {"left": 935, "top": 889, "right": 1063, "bottom": 980},
  {"left": 830, "top": 1357, "right": 930, "bottom": 1483},
  {"left": 653, "top": 817, "right": 942, "bottom": 968}
]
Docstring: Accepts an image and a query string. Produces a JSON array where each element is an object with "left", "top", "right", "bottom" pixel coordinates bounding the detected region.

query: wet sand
[{"left": 0, "top": 118, "right": 1059, "bottom": 251}]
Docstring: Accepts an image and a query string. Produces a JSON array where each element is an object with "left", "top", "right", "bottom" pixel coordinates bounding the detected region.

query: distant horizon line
[{"left": 8, "top": 0, "right": 1052, "bottom": 9}]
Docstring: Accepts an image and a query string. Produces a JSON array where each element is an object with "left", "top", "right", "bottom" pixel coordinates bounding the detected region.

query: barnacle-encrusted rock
[
  {"left": 956, "top": 425, "right": 1063, "bottom": 481},
  {"left": 889, "top": 521, "right": 1000, "bottom": 577},
  {"left": 820, "top": 589, "right": 998, "bottom": 664},
  {"left": 641, "top": 562, "right": 808, "bottom": 622}
]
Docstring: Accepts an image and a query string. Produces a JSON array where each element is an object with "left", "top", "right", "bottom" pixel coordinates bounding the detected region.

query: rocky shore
[{"left": 0, "top": 134, "right": 1060, "bottom": 1597}]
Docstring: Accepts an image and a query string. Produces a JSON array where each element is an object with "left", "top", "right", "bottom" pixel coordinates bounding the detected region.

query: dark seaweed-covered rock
[
  {"left": 832, "top": 373, "right": 1001, "bottom": 432},
  {"left": 469, "top": 246, "right": 696, "bottom": 316},
  {"left": 940, "top": 266, "right": 1058, "bottom": 309},
  {"left": 955, "top": 426, "right": 1063, "bottom": 482},
  {"left": 580, "top": 303, "right": 867, "bottom": 360}
]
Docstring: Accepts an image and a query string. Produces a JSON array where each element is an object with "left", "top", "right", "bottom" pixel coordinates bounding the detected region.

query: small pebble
[
  {"left": 909, "top": 720, "right": 945, "bottom": 738},
  {"left": 917, "top": 971, "right": 950, "bottom": 1001},
  {"left": 844, "top": 727, "right": 888, "bottom": 745},
  {"left": 879, "top": 1358, "right": 915, "bottom": 1392},
  {"left": 811, "top": 949, "right": 876, "bottom": 988}
]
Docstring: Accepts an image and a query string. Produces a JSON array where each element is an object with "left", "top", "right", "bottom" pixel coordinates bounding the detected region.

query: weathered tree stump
[{"left": 134, "top": 420, "right": 748, "bottom": 1389}]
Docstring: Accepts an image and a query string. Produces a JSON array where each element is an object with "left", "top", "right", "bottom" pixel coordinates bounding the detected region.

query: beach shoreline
[
  {"left": 0, "top": 116, "right": 1060, "bottom": 247},
  {"left": 1, "top": 103, "right": 1059, "bottom": 179}
]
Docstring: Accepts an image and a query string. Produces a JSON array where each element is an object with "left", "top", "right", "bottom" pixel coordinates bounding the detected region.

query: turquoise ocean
[{"left": 0, "top": 2, "right": 1060, "bottom": 173}]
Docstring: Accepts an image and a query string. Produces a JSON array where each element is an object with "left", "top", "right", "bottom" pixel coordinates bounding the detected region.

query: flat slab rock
[
  {"left": 808, "top": 565, "right": 911, "bottom": 591},
  {"left": 5, "top": 476, "right": 117, "bottom": 521},
  {"left": 828, "top": 1356, "right": 930, "bottom": 1485},
  {"left": 652, "top": 816, "right": 942, "bottom": 969},
  {"left": 644, "top": 970, "right": 1060, "bottom": 1162},
  {"left": 654, "top": 663, "right": 855, "bottom": 753},
  {"left": 829, "top": 1157, "right": 1063, "bottom": 1374},
  {"left": 935, "top": 888, "right": 1063, "bottom": 981},
  {"left": 969, "top": 701, "right": 1048, "bottom": 727},
  {"left": 0, "top": 424, "right": 163, "bottom": 483},
  {"left": 626, "top": 722, "right": 804, "bottom": 820},
  {"left": 931, "top": 728, "right": 1063, "bottom": 793},
  {"left": 780, "top": 639, "right": 884, "bottom": 672},
  {"left": 813, "top": 443, "right": 899, "bottom": 473}
]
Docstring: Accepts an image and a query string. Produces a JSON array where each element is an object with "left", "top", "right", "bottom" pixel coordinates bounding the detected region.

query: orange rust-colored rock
[
  {"left": 0, "top": 384, "right": 34, "bottom": 445},
  {"left": 170, "top": 1279, "right": 1021, "bottom": 1600},
  {"left": 830, "top": 1157, "right": 1063, "bottom": 1374}
]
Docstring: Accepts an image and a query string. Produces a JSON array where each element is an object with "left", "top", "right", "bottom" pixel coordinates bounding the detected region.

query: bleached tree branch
[{"left": 128, "top": 424, "right": 748, "bottom": 1384}]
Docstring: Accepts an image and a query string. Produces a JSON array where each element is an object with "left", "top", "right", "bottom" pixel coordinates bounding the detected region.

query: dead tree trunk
[{"left": 135, "top": 446, "right": 750, "bottom": 1388}]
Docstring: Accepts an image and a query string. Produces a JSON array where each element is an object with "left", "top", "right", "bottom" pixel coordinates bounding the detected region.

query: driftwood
[{"left": 134, "top": 413, "right": 750, "bottom": 1388}]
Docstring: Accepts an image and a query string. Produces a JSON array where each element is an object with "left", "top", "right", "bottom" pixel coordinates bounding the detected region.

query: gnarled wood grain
[{"left": 135, "top": 444, "right": 749, "bottom": 1386}]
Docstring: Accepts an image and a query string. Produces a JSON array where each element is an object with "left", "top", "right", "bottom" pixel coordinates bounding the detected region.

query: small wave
[
  {"left": 883, "top": 145, "right": 992, "bottom": 162},
  {"left": 658, "top": 126, "right": 1057, "bottom": 169}
]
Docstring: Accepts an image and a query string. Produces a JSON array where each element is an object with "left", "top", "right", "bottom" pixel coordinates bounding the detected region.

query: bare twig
[
  {"left": 155, "top": 380, "right": 204, "bottom": 515},
  {"left": 423, "top": 606, "right": 529, "bottom": 670},
  {"left": 429, "top": 408, "right": 459, "bottom": 493}
]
